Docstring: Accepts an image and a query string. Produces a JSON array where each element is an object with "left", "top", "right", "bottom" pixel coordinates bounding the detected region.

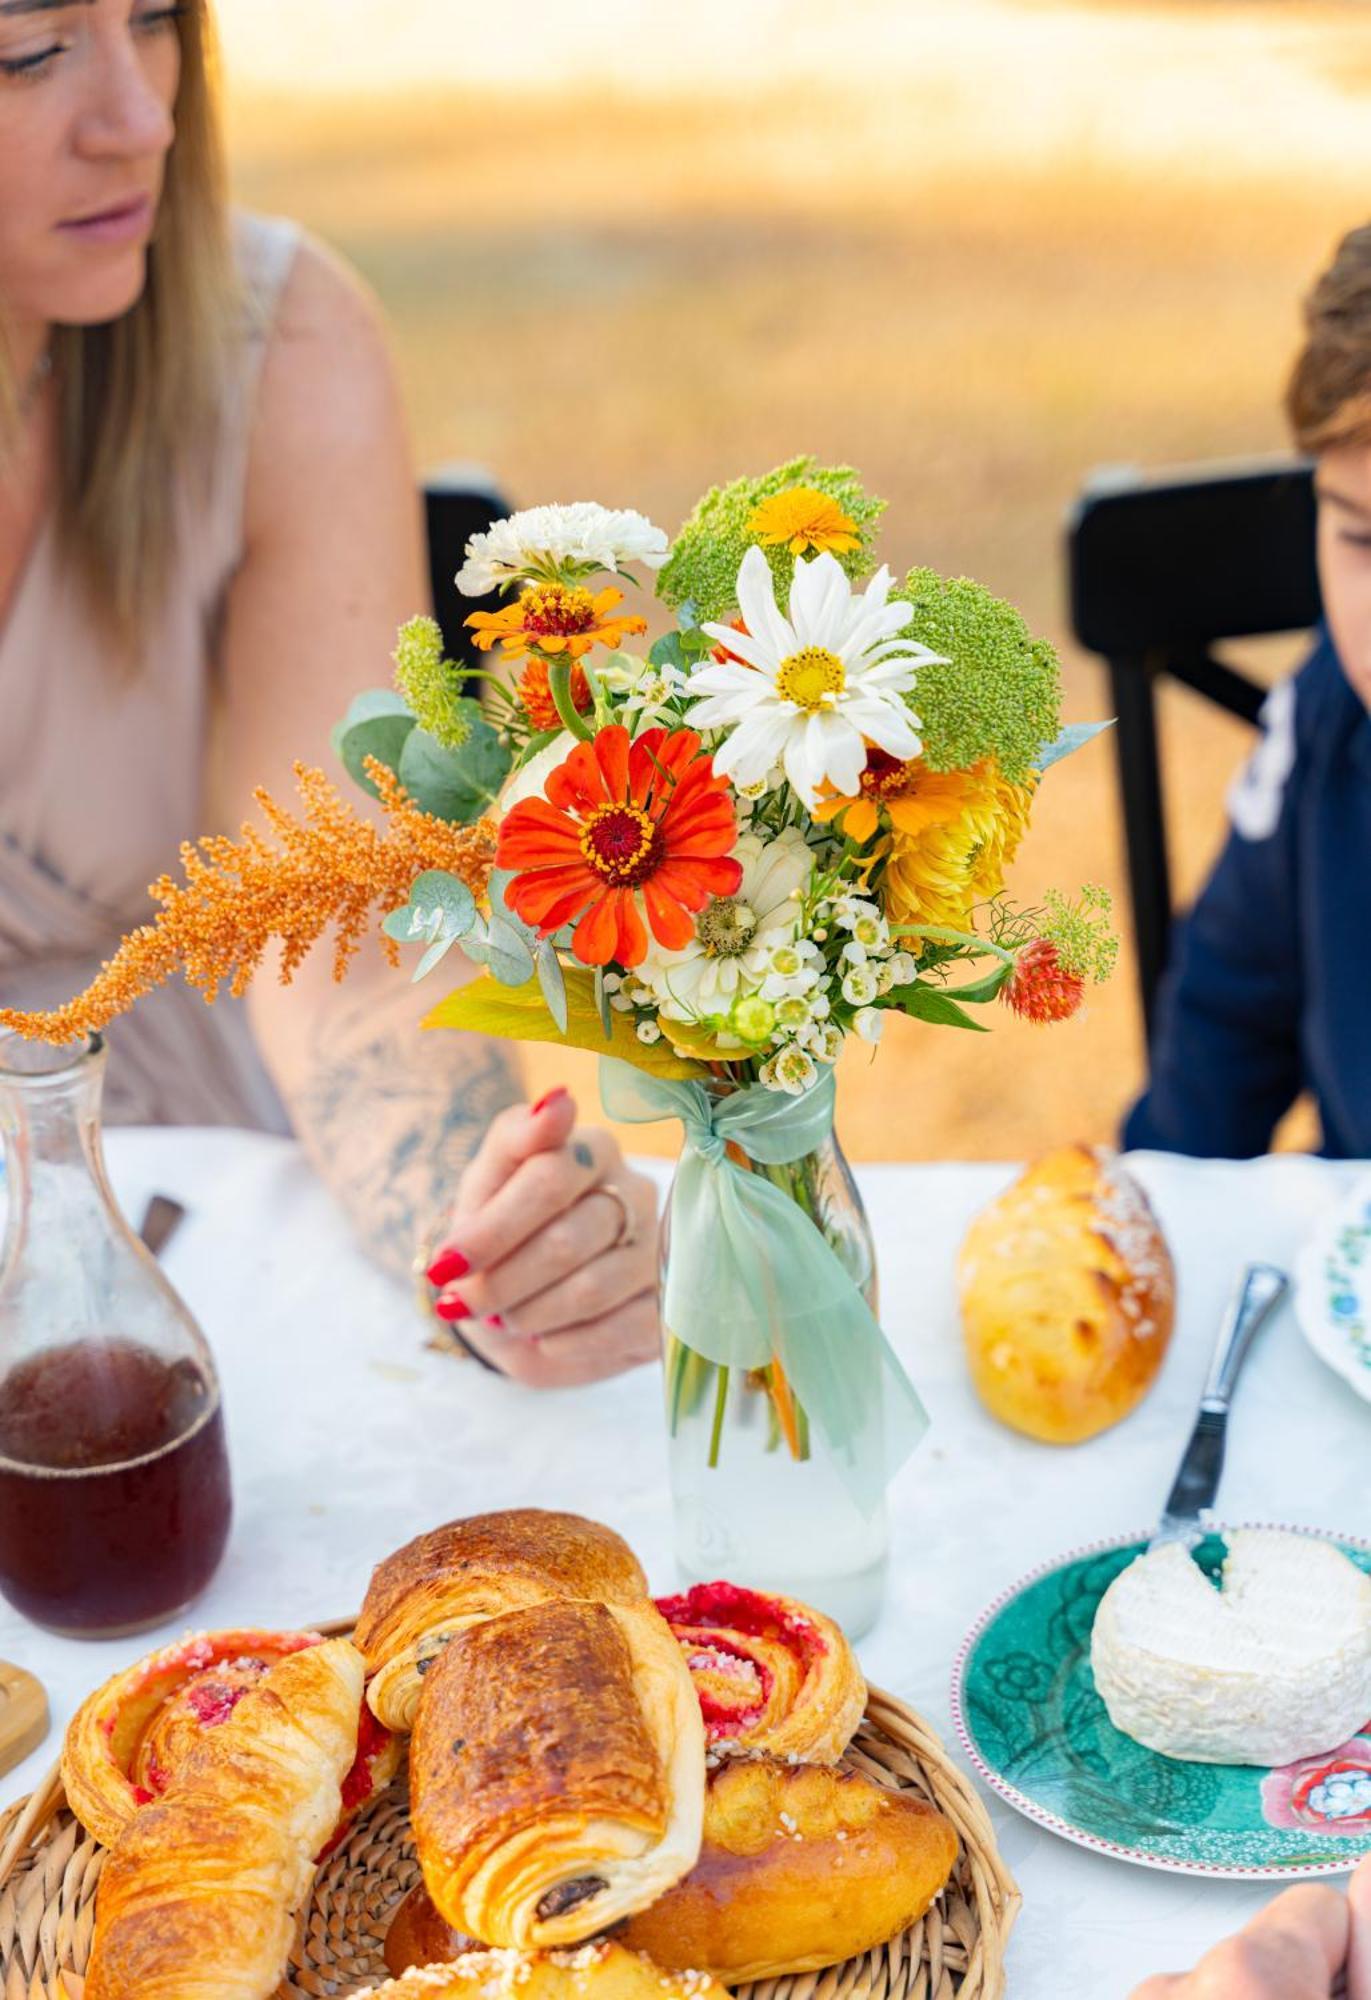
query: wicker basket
[{"left": 0, "top": 1667, "right": 1019, "bottom": 2000}]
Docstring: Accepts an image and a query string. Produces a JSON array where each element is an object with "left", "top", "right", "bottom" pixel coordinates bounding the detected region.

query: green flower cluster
[
  {"left": 656, "top": 456, "right": 886, "bottom": 622},
  {"left": 1041, "top": 884, "right": 1118, "bottom": 984},
  {"left": 893, "top": 569, "right": 1061, "bottom": 783},
  {"left": 392, "top": 616, "right": 472, "bottom": 750}
]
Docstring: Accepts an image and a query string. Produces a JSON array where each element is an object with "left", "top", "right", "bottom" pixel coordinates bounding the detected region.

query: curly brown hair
[{"left": 1287, "top": 222, "right": 1371, "bottom": 454}]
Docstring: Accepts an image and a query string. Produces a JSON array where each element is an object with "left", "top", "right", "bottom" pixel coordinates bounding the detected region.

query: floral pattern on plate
[
  {"left": 952, "top": 1526, "right": 1371, "bottom": 1879},
  {"left": 1262, "top": 1732, "right": 1371, "bottom": 1835}
]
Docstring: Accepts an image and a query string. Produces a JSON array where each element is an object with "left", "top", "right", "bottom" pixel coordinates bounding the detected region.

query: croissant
[
  {"left": 351, "top": 1942, "right": 730, "bottom": 2000},
  {"left": 388, "top": 1757, "right": 959, "bottom": 1985},
  {"left": 83, "top": 1638, "right": 364, "bottom": 2000},
  {"left": 655, "top": 1581, "right": 865, "bottom": 1762},
  {"left": 356, "top": 1510, "right": 650, "bottom": 1731},
  {"left": 62, "top": 1628, "right": 325, "bottom": 1848},
  {"left": 410, "top": 1596, "right": 704, "bottom": 1948}
]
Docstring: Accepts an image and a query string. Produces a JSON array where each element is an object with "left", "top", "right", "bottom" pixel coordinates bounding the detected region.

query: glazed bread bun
[
  {"left": 617, "top": 1757, "right": 957, "bottom": 1979},
  {"left": 957, "top": 1145, "right": 1175, "bottom": 1444}
]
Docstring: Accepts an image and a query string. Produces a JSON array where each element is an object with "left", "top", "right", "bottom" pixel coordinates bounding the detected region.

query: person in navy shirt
[{"left": 1126, "top": 222, "right": 1371, "bottom": 1160}]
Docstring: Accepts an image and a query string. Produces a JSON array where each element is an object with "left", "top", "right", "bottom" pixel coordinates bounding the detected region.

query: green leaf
[
  {"left": 485, "top": 914, "right": 537, "bottom": 987},
  {"left": 943, "top": 961, "right": 1013, "bottom": 1005},
  {"left": 381, "top": 871, "right": 477, "bottom": 981},
  {"left": 593, "top": 965, "right": 614, "bottom": 1041},
  {"left": 649, "top": 631, "right": 688, "bottom": 672},
  {"left": 425, "top": 970, "right": 706, "bottom": 1079},
  {"left": 537, "top": 939, "right": 569, "bottom": 1033},
  {"left": 1035, "top": 720, "right": 1114, "bottom": 773},
  {"left": 890, "top": 982, "right": 991, "bottom": 1032},
  {"left": 397, "top": 719, "right": 511, "bottom": 823},
  {"left": 332, "top": 689, "right": 416, "bottom": 796}
]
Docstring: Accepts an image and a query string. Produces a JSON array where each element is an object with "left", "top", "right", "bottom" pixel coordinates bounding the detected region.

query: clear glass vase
[
  {"left": 661, "top": 1119, "right": 890, "bottom": 1638},
  {"left": 0, "top": 1031, "right": 232, "bottom": 1637}
]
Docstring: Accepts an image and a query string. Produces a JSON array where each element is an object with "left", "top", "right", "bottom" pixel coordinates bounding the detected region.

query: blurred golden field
[{"left": 223, "top": 1, "right": 1370, "bottom": 1160}]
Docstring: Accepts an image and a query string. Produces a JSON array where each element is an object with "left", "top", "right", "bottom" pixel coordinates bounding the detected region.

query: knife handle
[{"left": 1199, "top": 1263, "right": 1288, "bottom": 1410}]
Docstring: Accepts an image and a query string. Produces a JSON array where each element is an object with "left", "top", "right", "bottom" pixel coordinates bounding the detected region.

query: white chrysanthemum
[
  {"left": 688, "top": 546, "right": 942, "bottom": 810},
  {"left": 637, "top": 828, "right": 812, "bottom": 1023},
  {"left": 456, "top": 503, "right": 669, "bottom": 596}
]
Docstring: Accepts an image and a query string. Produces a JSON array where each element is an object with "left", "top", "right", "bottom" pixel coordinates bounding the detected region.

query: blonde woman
[{"left": 0, "top": 0, "right": 658, "bottom": 1384}]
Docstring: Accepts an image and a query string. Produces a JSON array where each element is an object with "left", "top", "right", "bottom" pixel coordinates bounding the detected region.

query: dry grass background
[{"left": 224, "top": 1, "right": 1370, "bottom": 1160}]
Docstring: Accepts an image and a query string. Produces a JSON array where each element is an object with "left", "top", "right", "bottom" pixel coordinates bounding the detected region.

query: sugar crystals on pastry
[
  {"left": 655, "top": 1580, "right": 865, "bottom": 1763},
  {"left": 62, "top": 1627, "right": 326, "bottom": 1848}
]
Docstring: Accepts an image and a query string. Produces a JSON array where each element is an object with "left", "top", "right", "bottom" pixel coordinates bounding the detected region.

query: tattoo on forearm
[{"left": 291, "top": 996, "right": 522, "bottom": 1279}]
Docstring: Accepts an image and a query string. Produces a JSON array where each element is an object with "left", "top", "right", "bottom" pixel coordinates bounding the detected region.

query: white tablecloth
[{"left": 3, "top": 1129, "right": 1369, "bottom": 1997}]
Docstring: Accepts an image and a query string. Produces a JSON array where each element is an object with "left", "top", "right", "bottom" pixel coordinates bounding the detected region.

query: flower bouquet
[{"left": 1, "top": 458, "right": 1113, "bottom": 1633}]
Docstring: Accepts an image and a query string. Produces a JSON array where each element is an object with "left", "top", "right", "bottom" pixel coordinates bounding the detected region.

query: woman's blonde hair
[
  {"left": 1287, "top": 222, "right": 1371, "bottom": 456},
  {"left": 1, "top": 0, "right": 237, "bottom": 657}
]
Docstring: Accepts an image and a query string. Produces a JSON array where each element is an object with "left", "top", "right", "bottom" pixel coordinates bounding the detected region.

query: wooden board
[{"left": 0, "top": 1659, "right": 49, "bottom": 1781}]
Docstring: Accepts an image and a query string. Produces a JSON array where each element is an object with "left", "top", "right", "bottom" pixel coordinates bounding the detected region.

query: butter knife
[{"left": 1148, "top": 1263, "right": 1288, "bottom": 1553}]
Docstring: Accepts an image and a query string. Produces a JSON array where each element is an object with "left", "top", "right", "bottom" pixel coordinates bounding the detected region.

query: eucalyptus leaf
[
  {"left": 380, "top": 870, "right": 478, "bottom": 981},
  {"left": 485, "top": 913, "right": 537, "bottom": 987},
  {"left": 594, "top": 965, "right": 614, "bottom": 1042},
  {"left": 1035, "top": 720, "right": 1114, "bottom": 773},
  {"left": 332, "top": 689, "right": 417, "bottom": 796},
  {"left": 536, "top": 940, "right": 569, "bottom": 1033},
  {"left": 398, "top": 718, "right": 512, "bottom": 823}
]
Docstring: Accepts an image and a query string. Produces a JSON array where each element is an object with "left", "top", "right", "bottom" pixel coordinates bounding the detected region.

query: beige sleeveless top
[{"left": 0, "top": 214, "right": 300, "bottom": 1131}]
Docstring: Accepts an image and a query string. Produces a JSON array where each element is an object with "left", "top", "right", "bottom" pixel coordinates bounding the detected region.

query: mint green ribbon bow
[{"left": 600, "top": 1057, "right": 929, "bottom": 1514}]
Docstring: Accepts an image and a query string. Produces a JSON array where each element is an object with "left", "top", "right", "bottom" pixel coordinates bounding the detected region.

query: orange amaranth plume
[{"left": 0, "top": 760, "right": 494, "bottom": 1045}]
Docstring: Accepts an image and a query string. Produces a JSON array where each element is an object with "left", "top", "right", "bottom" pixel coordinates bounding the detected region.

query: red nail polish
[
  {"left": 426, "top": 1245, "right": 470, "bottom": 1287},
  {"left": 486, "top": 1314, "right": 505, "bottom": 1331},
  {"left": 434, "top": 1293, "right": 471, "bottom": 1321},
  {"left": 532, "top": 1086, "right": 571, "bottom": 1116}
]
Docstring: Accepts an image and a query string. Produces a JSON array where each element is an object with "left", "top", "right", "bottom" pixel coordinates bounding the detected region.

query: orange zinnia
[
  {"left": 517, "top": 657, "right": 593, "bottom": 732},
  {"left": 812, "top": 749, "right": 974, "bottom": 844},
  {"left": 497, "top": 725, "right": 742, "bottom": 968},
  {"left": 466, "top": 581, "right": 647, "bottom": 666}
]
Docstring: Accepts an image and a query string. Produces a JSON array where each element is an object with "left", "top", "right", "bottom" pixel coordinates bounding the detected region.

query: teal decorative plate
[
  {"left": 1294, "top": 1178, "right": 1371, "bottom": 1403},
  {"left": 951, "top": 1526, "right": 1371, "bottom": 1878}
]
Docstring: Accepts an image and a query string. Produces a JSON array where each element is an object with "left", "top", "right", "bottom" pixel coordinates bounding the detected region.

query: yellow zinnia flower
[
  {"left": 747, "top": 486, "right": 861, "bottom": 557},
  {"left": 465, "top": 581, "right": 646, "bottom": 666},
  {"left": 877, "top": 759, "right": 1035, "bottom": 933}
]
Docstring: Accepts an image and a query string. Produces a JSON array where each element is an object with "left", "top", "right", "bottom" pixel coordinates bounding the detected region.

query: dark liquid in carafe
[{"left": 0, "top": 1337, "right": 232, "bottom": 1636}]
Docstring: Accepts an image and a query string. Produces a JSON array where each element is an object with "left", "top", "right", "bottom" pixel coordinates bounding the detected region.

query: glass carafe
[{"left": 0, "top": 1031, "right": 231, "bottom": 1636}]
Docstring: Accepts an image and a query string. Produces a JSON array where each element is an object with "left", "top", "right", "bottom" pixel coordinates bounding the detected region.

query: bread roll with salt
[{"left": 958, "top": 1145, "right": 1174, "bottom": 1444}]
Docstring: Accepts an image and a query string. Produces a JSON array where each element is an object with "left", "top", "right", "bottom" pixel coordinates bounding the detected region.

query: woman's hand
[
  {"left": 423, "top": 1086, "right": 661, "bottom": 1386},
  {"left": 1131, "top": 1856, "right": 1371, "bottom": 1998}
]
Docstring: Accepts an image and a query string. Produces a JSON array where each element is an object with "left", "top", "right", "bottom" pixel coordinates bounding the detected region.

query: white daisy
[
  {"left": 456, "top": 503, "right": 669, "bottom": 596},
  {"left": 637, "top": 828, "right": 812, "bottom": 1023},
  {"left": 688, "top": 546, "right": 943, "bottom": 809}
]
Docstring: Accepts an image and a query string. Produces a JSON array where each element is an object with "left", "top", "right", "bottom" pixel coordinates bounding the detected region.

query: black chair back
[
  {"left": 1066, "top": 457, "right": 1320, "bottom": 1037},
  {"left": 423, "top": 466, "right": 513, "bottom": 666}
]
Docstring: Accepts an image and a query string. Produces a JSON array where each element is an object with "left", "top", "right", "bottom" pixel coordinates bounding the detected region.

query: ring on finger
[{"left": 591, "top": 1181, "right": 639, "bottom": 1251}]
